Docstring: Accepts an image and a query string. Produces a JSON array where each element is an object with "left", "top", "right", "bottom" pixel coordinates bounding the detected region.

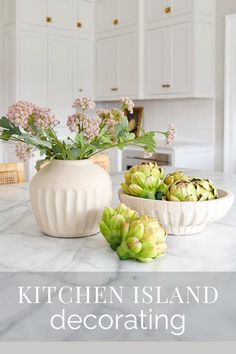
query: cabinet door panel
[
  {"left": 76, "top": 39, "right": 94, "bottom": 97},
  {"left": 96, "top": 38, "right": 117, "bottom": 98},
  {"left": 145, "top": 28, "right": 167, "bottom": 95},
  {"left": 146, "top": 0, "right": 168, "bottom": 23},
  {"left": 117, "top": 33, "right": 138, "bottom": 96},
  {"left": 77, "top": 0, "right": 94, "bottom": 34},
  {"left": 48, "top": 35, "right": 74, "bottom": 124},
  {"left": 19, "top": 31, "right": 47, "bottom": 105},
  {"left": 169, "top": 0, "right": 193, "bottom": 17},
  {"left": 20, "top": 0, "right": 47, "bottom": 26},
  {"left": 48, "top": 0, "right": 75, "bottom": 30},
  {"left": 168, "top": 23, "right": 191, "bottom": 93},
  {"left": 117, "top": 0, "right": 138, "bottom": 29},
  {"left": 96, "top": 0, "right": 115, "bottom": 33}
]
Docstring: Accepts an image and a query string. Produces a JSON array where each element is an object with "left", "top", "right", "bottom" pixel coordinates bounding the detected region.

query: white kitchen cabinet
[
  {"left": 146, "top": 0, "right": 193, "bottom": 24},
  {"left": 96, "top": 33, "right": 138, "bottom": 99},
  {"left": 96, "top": 0, "right": 138, "bottom": 34},
  {"left": 76, "top": 0, "right": 94, "bottom": 35},
  {"left": 96, "top": 37, "right": 117, "bottom": 98},
  {"left": 20, "top": 0, "right": 47, "bottom": 27},
  {"left": 117, "top": 32, "right": 138, "bottom": 97},
  {"left": 19, "top": 31, "right": 48, "bottom": 105},
  {"left": 146, "top": 0, "right": 214, "bottom": 26},
  {"left": 48, "top": 0, "right": 75, "bottom": 31},
  {"left": 75, "top": 38, "right": 94, "bottom": 97},
  {"left": 167, "top": 22, "right": 191, "bottom": 94},
  {"left": 145, "top": 27, "right": 167, "bottom": 95},
  {"left": 96, "top": 0, "right": 115, "bottom": 33},
  {"left": 144, "top": 10, "right": 214, "bottom": 98},
  {"left": 48, "top": 34, "right": 74, "bottom": 123}
]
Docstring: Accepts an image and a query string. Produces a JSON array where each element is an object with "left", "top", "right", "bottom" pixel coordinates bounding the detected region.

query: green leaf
[
  {"left": 23, "top": 134, "right": 52, "bottom": 149},
  {"left": 0, "top": 117, "right": 22, "bottom": 136},
  {"left": 67, "top": 147, "right": 81, "bottom": 160}
]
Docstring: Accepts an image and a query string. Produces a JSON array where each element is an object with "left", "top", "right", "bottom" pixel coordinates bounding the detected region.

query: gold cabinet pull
[
  {"left": 77, "top": 21, "right": 82, "bottom": 28},
  {"left": 79, "top": 89, "right": 83, "bottom": 92},
  {"left": 46, "top": 16, "right": 52, "bottom": 23},
  {"left": 113, "top": 18, "right": 119, "bottom": 25},
  {"left": 111, "top": 87, "right": 118, "bottom": 91},
  {"left": 165, "top": 7, "right": 172, "bottom": 14}
]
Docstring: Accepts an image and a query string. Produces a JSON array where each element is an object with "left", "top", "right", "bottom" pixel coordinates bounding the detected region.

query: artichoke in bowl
[
  {"left": 166, "top": 180, "right": 198, "bottom": 202},
  {"left": 116, "top": 215, "right": 167, "bottom": 263},
  {"left": 191, "top": 178, "right": 218, "bottom": 201},
  {"left": 164, "top": 170, "right": 190, "bottom": 187},
  {"left": 121, "top": 162, "right": 165, "bottom": 200}
]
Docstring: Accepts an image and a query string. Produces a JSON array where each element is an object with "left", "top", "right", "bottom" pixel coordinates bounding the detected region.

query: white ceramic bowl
[{"left": 119, "top": 189, "right": 234, "bottom": 236}]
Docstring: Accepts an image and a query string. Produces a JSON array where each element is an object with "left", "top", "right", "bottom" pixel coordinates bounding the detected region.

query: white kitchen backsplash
[{"left": 96, "top": 98, "right": 215, "bottom": 144}]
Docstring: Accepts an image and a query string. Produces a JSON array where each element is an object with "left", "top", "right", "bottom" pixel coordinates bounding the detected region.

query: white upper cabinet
[
  {"left": 47, "top": 0, "right": 75, "bottom": 31},
  {"left": 96, "top": 37, "right": 117, "bottom": 98},
  {"left": 167, "top": 22, "right": 191, "bottom": 94},
  {"left": 144, "top": 0, "right": 215, "bottom": 98},
  {"left": 96, "top": 0, "right": 138, "bottom": 34},
  {"left": 20, "top": 0, "right": 47, "bottom": 26},
  {"left": 96, "top": 33, "right": 138, "bottom": 99},
  {"left": 75, "top": 39, "right": 94, "bottom": 97},
  {"left": 96, "top": 0, "right": 115, "bottom": 33},
  {"left": 19, "top": 31, "right": 48, "bottom": 105},
  {"left": 116, "top": 0, "right": 138, "bottom": 30},
  {"left": 145, "top": 28, "right": 167, "bottom": 95},
  {"left": 48, "top": 34, "right": 74, "bottom": 123},
  {"left": 76, "top": 0, "right": 94, "bottom": 35},
  {"left": 117, "top": 32, "right": 138, "bottom": 97}
]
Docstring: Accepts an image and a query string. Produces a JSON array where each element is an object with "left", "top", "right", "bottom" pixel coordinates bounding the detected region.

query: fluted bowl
[{"left": 119, "top": 189, "right": 234, "bottom": 235}]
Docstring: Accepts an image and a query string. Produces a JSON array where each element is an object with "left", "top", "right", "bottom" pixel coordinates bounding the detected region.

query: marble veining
[{"left": 0, "top": 167, "right": 235, "bottom": 272}]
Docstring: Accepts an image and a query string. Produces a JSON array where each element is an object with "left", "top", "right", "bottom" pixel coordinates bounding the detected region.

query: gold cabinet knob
[
  {"left": 79, "top": 89, "right": 83, "bottom": 92},
  {"left": 111, "top": 87, "right": 118, "bottom": 91},
  {"left": 165, "top": 7, "right": 172, "bottom": 14},
  {"left": 77, "top": 21, "right": 82, "bottom": 28},
  {"left": 113, "top": 19, "right": 119, "bottom": 25},
  {"left": 46, "top": 16, "right": 52, "bottom": 23},
  {"left": 166, "top": 84, "right": 171, "bottom": 88}
]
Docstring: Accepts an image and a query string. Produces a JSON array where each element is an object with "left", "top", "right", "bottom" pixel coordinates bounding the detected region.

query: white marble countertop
[{"left": 0, "top": 167, "right": 235, "bottom": 272}]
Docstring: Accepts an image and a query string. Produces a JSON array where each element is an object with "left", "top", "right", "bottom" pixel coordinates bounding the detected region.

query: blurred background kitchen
[{"left": 0, "top": 0, "right": 236, "bottom": 180}]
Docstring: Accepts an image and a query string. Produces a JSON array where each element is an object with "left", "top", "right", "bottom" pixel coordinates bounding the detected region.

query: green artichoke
[
  {"left": 164, "top": 170, "right": 190, "bottom": 187},
  {"left": 121, "top": 162, "right": 164, "bottom": 200},
  {"left": 99, "top": 204, "right": 139, "bottom": 250},
  {"left": 167, "top": 180, "right": 198, "bottom": 202},
  {"left": 116, "top": 215, "right": 167, "bottom": 263},
  {"left": 191, "top": 178, "right": 218, "bottom": 201}
]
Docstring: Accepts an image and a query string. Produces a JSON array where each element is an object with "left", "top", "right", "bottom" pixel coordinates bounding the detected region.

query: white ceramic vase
[{"left": 30, "top": 160, "right": 112, "bottom": 238}]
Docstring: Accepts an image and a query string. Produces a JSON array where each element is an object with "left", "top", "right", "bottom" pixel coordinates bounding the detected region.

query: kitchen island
[{"left": 0, "top": 167, "right": 235, "bottom": 272}]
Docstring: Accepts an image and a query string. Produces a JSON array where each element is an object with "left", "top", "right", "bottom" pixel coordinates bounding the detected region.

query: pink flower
[
  {"left": 34, "top": 107, "right": 58, "bottom": 129},
  {"left": 165, "top": 124, "right": 177, "bottom": 145},
  {"left": 96, "top": 109, "right": 111, "bottom": 120},
  {"left": 121, "top": 97, "right": 135, "bottom": 114},
  {"left": 15, "top": 142, "right": 35, "bottom": 161},
  {"left": 73, "top": 97, "right": 96, "bottom": 111},
  {"left": 7, "top": 101, "right": 36, "bottom": 130},
  {"left": 67, "top": 113, "right": 100, "bottom": 142}
]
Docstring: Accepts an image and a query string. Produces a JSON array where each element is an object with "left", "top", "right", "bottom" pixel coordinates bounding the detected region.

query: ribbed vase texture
[{"left": 30, "top": 160, "right": 112, "bottom": 237}]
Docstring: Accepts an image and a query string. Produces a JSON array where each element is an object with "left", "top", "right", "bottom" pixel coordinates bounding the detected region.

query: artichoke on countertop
[
  {"left": 116, "top": 215, "right": 167, "bottom": 263},
  {"left": 100, "top": 204, "right": 167, "bottom": 263},
  {"left": 99, "top": 204, "right": 139, "bottom": 250},
  {"left": 121, "top": 162, "right": 165, "bottom": 200}
]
